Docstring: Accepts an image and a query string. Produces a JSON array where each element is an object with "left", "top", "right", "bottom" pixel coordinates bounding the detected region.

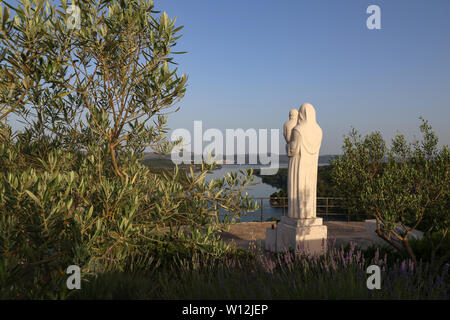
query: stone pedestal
[
  {"left": 265, "top": 227, "right": 277, "bottom": 252},
  {"left": 265, "top": 216, "right": 327, "bottom": 254}
]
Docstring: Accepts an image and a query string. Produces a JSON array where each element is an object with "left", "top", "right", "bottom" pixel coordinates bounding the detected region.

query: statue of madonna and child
[{"left": 265, "top": 103, "right": 327, "bottom": 254}]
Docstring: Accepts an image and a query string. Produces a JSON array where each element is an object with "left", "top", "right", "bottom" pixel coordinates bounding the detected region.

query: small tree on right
[{"left": 331, "top": 118, "right": 449, "bottom": 267}]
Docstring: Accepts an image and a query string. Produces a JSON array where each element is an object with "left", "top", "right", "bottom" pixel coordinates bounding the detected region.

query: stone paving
[{"left": 218, "top": 221, "right": 388, "bottom": 251}]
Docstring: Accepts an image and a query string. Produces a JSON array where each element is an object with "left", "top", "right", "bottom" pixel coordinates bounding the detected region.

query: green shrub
[
  {"left": 331, "top": 119, "right": 449, "bottom": 265},
  {"left": 0, "top": 133, "right": 257, "bottom": 299}
]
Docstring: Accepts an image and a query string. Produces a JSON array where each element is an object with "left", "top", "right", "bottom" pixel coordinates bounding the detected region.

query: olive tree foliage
[
  {"left": 0, "top": 140, "right": 258, "bottom": 298},
  {"left": 0, "top": 0, "right": 65, "bottom": 140},
  {"left": 0, "top": 0, "right": 258, "bottom": 298},
  {"left": 58, "top": 0, "right": 187, "bottom": 177},
  {"left": 0, "top": 0, "right": 91, "bottom": 161},
  {"left": 1, "top": 0, "right": 186, "bottom": 176},
  {"left": 331, "top": 119, "right": 449, "bottom": 265}
]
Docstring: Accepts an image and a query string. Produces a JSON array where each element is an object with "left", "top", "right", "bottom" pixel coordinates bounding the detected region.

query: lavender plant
[{"left": 74, "top": 241, "right": 449, "bottom": 300}]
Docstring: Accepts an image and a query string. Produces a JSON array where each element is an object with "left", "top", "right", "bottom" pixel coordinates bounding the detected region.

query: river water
[{"left": 204, "top": 164, "right": 287, "bottom": 222}]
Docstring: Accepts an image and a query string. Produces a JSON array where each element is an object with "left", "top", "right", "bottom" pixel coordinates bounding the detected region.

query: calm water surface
[{"left": 205, "top": 164, "right": 287, "bottom": 222}]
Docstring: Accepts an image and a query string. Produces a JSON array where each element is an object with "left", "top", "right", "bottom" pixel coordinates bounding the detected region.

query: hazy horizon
[
  {"left": 158, "top": 0, "right": 450, "bottom": 155},
  {"left": 5, "top": 0, "right": 450, "bottom": 156}
]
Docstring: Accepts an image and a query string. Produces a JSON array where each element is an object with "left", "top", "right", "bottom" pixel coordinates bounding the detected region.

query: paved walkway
[{"left": 218, "top": 221, "right": 387, "bottom": 250}]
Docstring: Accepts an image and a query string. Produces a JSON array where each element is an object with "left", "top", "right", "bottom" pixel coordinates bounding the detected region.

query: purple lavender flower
[
  {"left": 401, "top": 260, "right": 407, "bottom": 271},
  {"left": 330, "top": 255, "right": 336, "bottom": 271},
  {"left": 408, "top": 259, "right": 414, "bottom": 274},
  {"left": 356, "top": 250, "right": 361, "bottom": 263},
  {"left": 442, "top": 263, "right": 449, "bottom": 275},
  {"left": 385, "top": 274, "right": 392, "bottom": 293}
]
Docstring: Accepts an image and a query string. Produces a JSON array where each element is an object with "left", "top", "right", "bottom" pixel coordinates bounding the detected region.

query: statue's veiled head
[
  {"left": 298, "top": 103, "right": 316, "bottom": 124},
  {"left": 295, "top": 102, "right": 322, "bottom": 154}
]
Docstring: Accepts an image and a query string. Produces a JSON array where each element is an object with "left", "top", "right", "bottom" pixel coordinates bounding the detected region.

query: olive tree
[
  {"left": 331, "top": 119, "right": 449, "bottom": 266},
  {"left": 1, "top": 0, "right": 186, "bottom": 176},
  {"left": 0, "top": 0, "right": 260, "bottom": 298},
  {"left": 0, "top": 0, "right": 64, "bottom": 138},
  {"left": 59, "top": 0, "right": 187, "bottom": 177}
]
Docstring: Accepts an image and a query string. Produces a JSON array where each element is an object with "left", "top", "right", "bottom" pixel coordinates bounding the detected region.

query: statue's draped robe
[{"left": 287, "top": 105, "right": 322, "bottom": 219}]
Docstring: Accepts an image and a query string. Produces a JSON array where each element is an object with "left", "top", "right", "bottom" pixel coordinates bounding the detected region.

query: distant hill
[
  {"left": 144, "top": 152, "right": 339, "bottom": 165},
  {"left": 278, "top": 154, "right": 337, "bottom": 165},
  {"left": 143, "top": 152, "right": 172, "bottom": 160}
]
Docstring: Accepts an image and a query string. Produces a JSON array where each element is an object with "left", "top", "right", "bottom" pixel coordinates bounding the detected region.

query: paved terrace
[{"left": 218, "top": 221, "right": 387, "bottom": 251}]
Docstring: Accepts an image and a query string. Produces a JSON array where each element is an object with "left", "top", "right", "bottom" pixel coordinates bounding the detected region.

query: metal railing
[{"left": 247, "top": 197, "right": 368, "bottom": 222}]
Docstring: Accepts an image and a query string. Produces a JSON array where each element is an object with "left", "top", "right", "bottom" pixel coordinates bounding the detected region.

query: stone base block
[
  {"left": 265, "top": 227, "right": 277, "bottom": 251},
  {"left": 265, "top": 216, "right": 327, "bottom": 255}
]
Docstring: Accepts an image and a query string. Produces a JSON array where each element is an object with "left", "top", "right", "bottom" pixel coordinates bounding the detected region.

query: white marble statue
[
  {"left": 265, "top": 103, "right": 326, "bottom": 254},
  {"left": 283, "top": 109, "right": 299, "bottom": 143},
  {"left": 286, "top": 103, "right": 322, "bottom": 219}
]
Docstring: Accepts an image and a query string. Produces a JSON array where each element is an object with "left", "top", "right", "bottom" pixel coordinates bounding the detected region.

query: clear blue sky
[
  {"left": 5, "top": 0, "right": 450, "bottom": 155},
  {"left": 155, "top": 0, "right": 450, "bottom": 155}
]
